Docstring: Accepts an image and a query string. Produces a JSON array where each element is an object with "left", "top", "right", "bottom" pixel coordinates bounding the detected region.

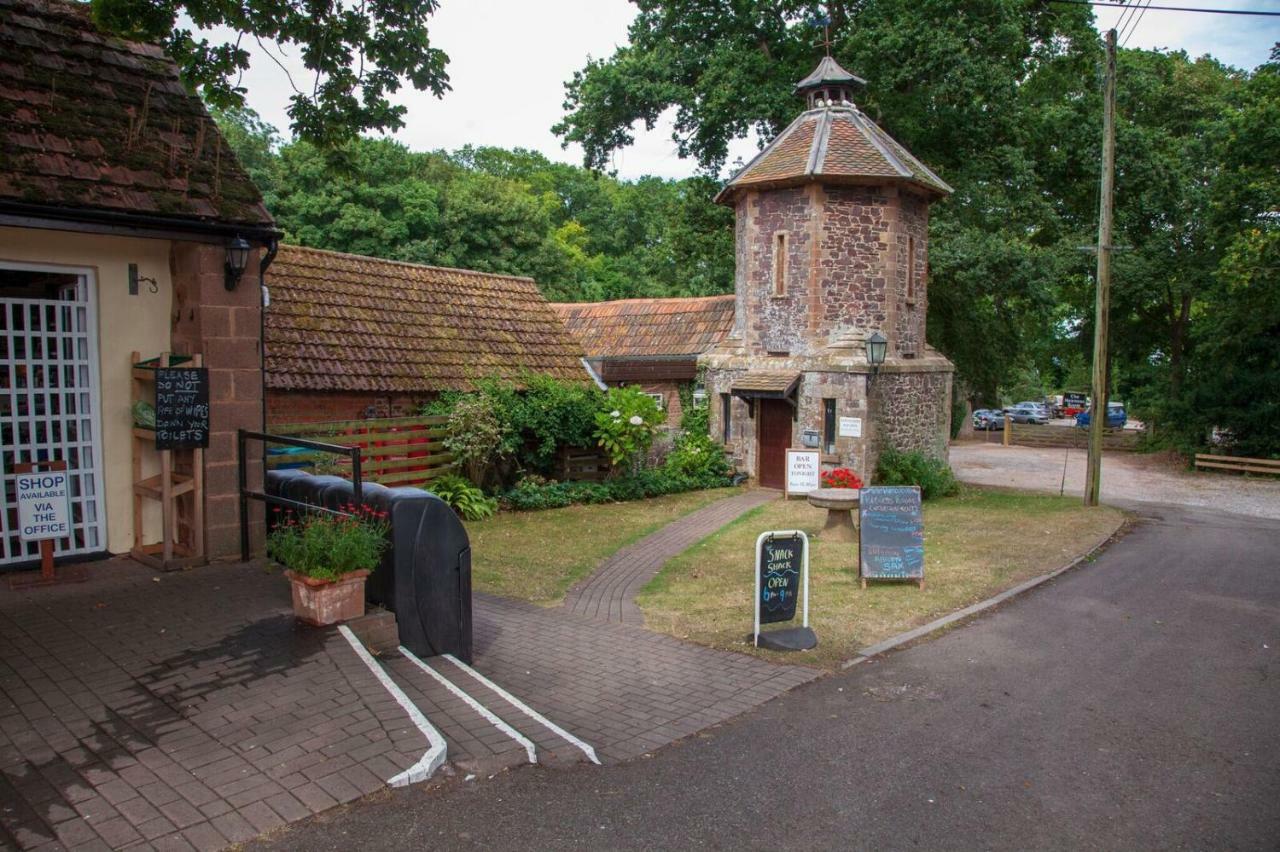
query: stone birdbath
[{"left": 806, "top": 488, "right": 861, "bottom": 542}]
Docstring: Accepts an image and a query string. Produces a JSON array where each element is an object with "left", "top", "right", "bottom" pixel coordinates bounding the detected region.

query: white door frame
[{"left": 0, "top": 259, "right": 107, "bottom": 566}]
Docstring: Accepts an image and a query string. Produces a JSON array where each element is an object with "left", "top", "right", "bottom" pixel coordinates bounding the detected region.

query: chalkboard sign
[
  {"left": 859, "top": 486, "right": 925, "bottom": 588},
  {"left": 758, "top": 532, "right": 804, "bottom": 624},
  {"left": 155, "top": 367, "right": 210, "bottom": 449}
]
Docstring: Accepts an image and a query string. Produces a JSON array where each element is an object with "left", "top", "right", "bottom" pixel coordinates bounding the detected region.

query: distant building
[
  {"left": 702, "top": 56, "right": 955, "bottom": 488},
  {"left": 265, "top": 244, "right": 589, "bottom": 424},
  {"left": 552, "top": 296, "right": 735, "bottom": 424},
  {"left": 0, "top": 0, "right": 276, "bottom": 565}
]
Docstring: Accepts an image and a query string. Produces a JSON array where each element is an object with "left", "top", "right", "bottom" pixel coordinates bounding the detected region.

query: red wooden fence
[{"left": 268, "top": 415, "right": 455, "bottom": 489}]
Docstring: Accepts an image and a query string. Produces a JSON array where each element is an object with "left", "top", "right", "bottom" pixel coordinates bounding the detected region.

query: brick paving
[
  {"left": 0, "top": 560, "right": 430, "bottom": 851},
  {"left": 0, "top": 491, "right": 819, "bottom": 850},
  {"left": 563, "top": 489, "right": 778, "bottom": 624}
]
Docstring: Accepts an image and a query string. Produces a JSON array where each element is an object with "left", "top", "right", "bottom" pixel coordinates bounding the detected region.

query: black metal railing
[{"left": 237, "top": 429, "right": 364, "bottom": 561}]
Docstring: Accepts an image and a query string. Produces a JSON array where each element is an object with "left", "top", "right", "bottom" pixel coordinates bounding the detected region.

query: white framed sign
[
  {"left": 785, "top": 449, "right": 821, "bottom": 497},
  {"left": 838, "top": 416, "right": 863, "bottom": 438},
  {"left": 16, "top": 468, "right": 72, "bottom": 542}
]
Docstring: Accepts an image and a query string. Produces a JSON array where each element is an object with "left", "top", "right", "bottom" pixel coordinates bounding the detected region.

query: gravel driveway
[{"left": 951, "top": 440, "right": 1280, "bottom": 520}]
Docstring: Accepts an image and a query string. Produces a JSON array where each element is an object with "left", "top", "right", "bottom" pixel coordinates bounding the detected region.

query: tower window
[
  {"left": 773, "top": 233, "right": 787, "bottom": 297},
  {"left": 907, "top": 235, "right": 916, "bottom": 304},
  {"left": 721, "top": 393, "right": 732, "bottom": 443},
  {"left": 823, "top": 398, "right": 837, "bottom": 454}
]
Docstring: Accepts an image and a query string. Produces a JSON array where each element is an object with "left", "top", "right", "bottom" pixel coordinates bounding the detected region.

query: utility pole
[{"left": 1085, "top": 28, "right": 1116, "bottom": 508}]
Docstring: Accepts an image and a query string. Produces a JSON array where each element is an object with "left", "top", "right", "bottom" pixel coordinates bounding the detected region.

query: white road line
[
  {"left": 442, "top": 653, "right": 601, "bottom": 765},
  {"left": 397, "top": 646, "right": 538, "bottom": 765},
  {"left": 338, "top": 626, "right": 446, "bottom": 786}
]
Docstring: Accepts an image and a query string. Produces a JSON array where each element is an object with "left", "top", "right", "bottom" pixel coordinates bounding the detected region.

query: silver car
[{"left": 1006, "top": 403, "right": 1049, "bottom": 425}]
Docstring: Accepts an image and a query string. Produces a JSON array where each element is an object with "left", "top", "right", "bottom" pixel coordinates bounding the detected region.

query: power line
[
  {"left": 1120, "top": 0, "right": 1154, "bottom": 44},
  {"left": 1113, "top": 0, "right": 1140, "bottom": 38},
  {"left": 1049, "top": 0, "right": 1280, "bottom": 15}
]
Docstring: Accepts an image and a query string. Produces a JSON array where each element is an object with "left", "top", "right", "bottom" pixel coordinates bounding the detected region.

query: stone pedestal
[{"left": 807, "top": 488, "right": 861, "bottom": 542}]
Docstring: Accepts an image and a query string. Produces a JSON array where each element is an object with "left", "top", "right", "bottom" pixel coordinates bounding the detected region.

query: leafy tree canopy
[{"left": 90, "top": 0, "right": 450, "bottom": 145}]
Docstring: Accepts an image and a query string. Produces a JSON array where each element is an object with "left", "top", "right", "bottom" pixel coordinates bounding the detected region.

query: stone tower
[{"left": 701, "top": 56, "right": 955, "bottom": 488}]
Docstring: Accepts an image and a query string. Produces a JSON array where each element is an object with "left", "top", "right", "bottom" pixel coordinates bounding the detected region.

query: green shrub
[
  {"left": 664, "top": 429, "right": 731, "bottom": 480},
  {"left": 429, "top": 474, "right": 498, "bottom": 521},
  {"left": 875, "top": 448, "right": 958, "bottom": 500},
  {"left": 444, "top": 393, "right": 505, "bottom": 486},
  {"left": 500, "top": 469, "right": 733, "bottom": 511},
  {"left": 594, "top": 386, "right": 664, "bottom": 470},
  {"left": 680, "top": 398, "right": 710, "bottom": 434}
]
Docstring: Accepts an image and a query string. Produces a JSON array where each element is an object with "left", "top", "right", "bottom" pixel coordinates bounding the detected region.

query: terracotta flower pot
[{"left": 285, "top": 569, "right": 369, "bottom": 627}]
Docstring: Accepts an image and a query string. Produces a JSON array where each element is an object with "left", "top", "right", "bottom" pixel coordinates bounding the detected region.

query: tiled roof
[
  {"left": 731, "top": 371, "right": 801, "bottom": 395},
  {"left": 0, "top": 0, "right": 272, "bottom": 228},
  {"left": 551, "top": 295, "right": 736, "bottom": 360},
  {"left": 717, "top": 105, "right": 951, "bottom": 202},
  {"left": 265, "top": 245, "right": 588, "bottom": 393}
]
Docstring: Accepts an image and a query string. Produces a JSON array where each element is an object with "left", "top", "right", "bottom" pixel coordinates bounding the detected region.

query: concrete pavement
[{"left": 253, "top": 503, "right": 1280, "bottom": 851}]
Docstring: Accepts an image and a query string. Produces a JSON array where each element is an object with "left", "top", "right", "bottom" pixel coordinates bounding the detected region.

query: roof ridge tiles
[{"left": 280, "top": 243, "right": 539, "bottom": 284}]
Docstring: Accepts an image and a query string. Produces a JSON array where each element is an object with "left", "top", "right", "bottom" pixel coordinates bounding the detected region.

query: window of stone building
[
  {"left": 721, "top": 393, "right": 732, "bottom": 443},
  {"left": 907, "top": 235, "right": 916, "bottom": 304},
  {"left": 773, "top": 233, "right": 787, "bottom": 296},
  {"left": 823, "top": 398, "right": 837, "bottom": 454}
]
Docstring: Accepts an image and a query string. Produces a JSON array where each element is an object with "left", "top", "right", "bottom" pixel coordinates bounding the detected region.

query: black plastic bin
[{"left": 265, "top": 470, "right": 472, "bottom": 662}]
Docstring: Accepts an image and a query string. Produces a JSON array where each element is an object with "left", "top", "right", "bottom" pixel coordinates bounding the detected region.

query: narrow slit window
[
  {"left": 773, "top": 233, "right": 787, "bottom": 296},
  {"left": 907, "top": 235, "right": 916, "bottom": 302},
  {"left": 823, "top": 399, "right": 836, "bottom": 454},
  {"left": 721, "top": 393, "right": 732, "bottom": 443}
]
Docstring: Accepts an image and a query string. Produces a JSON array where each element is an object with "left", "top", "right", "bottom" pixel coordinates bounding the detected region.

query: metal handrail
[{"left": 237, "top": 429, "right": 364, "bottom": 561}]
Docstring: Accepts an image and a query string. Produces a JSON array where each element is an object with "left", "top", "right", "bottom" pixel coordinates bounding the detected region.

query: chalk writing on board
[
  {"left": 859, "top": 486, "right": 925, "bottom": 580},
  {"left": 759, "top": 533, "right": 803, "bottom": 624},
  {"left": 155, "top": 367, "right": 210, "bottom": 450}
]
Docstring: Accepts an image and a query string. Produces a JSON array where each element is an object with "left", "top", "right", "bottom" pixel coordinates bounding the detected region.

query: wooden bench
[{"left": 1193, "top": 453, "right": 1280, "bottom": 476}]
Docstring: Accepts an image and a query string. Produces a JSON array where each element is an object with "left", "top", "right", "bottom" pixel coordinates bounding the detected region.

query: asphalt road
[{"left": 255, "top": 505, "right": 1280, "bottom": 851}]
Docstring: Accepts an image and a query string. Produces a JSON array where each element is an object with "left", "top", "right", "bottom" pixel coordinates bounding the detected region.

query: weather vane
[{"left": 809, "top": 12, "right": 833, "bottom": 57}]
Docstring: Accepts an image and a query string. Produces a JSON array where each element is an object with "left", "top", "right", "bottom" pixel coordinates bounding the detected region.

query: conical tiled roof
[{"left": 716, "top": 60, "right": 951, "bottom": 203}]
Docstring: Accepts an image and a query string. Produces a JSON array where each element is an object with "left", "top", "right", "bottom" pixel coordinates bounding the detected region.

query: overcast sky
[{"left": 233, "top": 0, "right": 1280, "bottom": 180}]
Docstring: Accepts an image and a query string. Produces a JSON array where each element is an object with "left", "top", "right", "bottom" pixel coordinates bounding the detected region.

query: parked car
[
  {"left": 972, "top": 409, "right": 1005, "bottom": 430},
  {"left": 1075, "top": 402, "right": 1127, "bottom": 429},
  {"left": 1006, "top": 402, "right": 1049, "bottom": 425}
]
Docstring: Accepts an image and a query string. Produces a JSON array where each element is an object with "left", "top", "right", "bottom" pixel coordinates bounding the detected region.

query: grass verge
[
  {"left": 466, "top": 487, "right": 742, "bottom": 604},
  {"left": 637, "top": 486, "right": 1125, "bottom": 668}
]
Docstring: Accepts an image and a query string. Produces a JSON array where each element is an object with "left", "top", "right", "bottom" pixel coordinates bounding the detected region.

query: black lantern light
[
  {"left": 866, "top": 331, "right": 888, "bottom": 368},
  {"left": 224, "top": 236, "right": 251, "bottom": 291}
]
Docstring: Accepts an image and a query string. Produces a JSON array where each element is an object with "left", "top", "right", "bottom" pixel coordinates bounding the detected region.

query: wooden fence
[
  {"left": 1004, "top": 421, "right": 1144, "bottom": 452},
  {"left": 1194, "top": 453, "right": 1280, "bottom": 476},
  {"left": 268, "top": 414, "right": 455, "bottom": 489},
  {"left": 556, "top": 446, "right": 610, "bottom": 482}
]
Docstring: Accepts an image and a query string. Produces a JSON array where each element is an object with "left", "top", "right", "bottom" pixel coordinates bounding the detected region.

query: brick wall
[
  {"left": 169, "top": 242, "right": 264, "bottom": 560},
  {"left": 266, "top": 390, "right": 435, "bottom": 427}
]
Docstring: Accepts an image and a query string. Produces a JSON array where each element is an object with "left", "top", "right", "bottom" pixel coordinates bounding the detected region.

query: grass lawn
[
  {"left": 465, "top": 487, "right": 742, "bottom": 604},
  {"left": 637, "top": 487, "right": 1126, "bottom": 668}
]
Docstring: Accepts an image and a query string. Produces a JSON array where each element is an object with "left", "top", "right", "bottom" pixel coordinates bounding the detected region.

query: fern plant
[{"left": 429, "top": 473, "right": 498, "bottom": 521}]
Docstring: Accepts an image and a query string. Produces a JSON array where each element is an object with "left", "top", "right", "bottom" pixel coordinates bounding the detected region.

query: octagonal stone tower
[{"left": 701, "top": 56, "right": 955, "bottom": 488}]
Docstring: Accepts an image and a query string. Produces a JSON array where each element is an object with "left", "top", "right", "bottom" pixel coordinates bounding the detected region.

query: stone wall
[{"left": 868, "top": 369, "right": 953, "bottom": 464}]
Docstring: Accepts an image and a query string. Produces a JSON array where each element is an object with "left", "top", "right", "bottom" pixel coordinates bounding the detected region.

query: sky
[{"left": 231, "top": 0, "right": 1280, "bottom": 181}]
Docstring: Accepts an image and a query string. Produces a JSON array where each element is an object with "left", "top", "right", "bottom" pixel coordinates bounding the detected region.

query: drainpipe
[{"left": 258, "top": 238, "right": 279, "bottom": 472}]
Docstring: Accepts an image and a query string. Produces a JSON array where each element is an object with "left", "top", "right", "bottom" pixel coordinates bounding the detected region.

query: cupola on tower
[{"left": 701, "top": 56, "right": 955, "bottom": 488}]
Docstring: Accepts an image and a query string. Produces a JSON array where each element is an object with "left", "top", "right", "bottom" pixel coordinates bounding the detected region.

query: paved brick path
[
  {"left": 563, "top": 489, "right": 777, "bottom": 624},
  {"left": 0, "top": 561, "right": 430, "bottom": 852},
  {"left": 0, "top": 490, "right": 816, "bottom": 851}
]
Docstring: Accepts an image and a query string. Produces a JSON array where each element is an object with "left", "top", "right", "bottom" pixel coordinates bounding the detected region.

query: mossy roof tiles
[
  {"left": 0, "top": 0, "right": 272, "bottom": 227},
  {"left": 265, "top": 245, "right": 589, "bottom": 392},
  {"left": 550, "top": 295, "right": 735, "bottom": 360}
]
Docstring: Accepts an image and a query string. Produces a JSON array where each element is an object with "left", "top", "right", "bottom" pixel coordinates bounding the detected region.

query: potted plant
[
  {"left": 267, "top": 504, "right": 389, "bottom": 626},
  {"left": 820, "top": 468, "right": 864, "bottom": 490}
]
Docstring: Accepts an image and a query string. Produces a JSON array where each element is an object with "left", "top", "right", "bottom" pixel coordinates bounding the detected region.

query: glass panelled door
[{"left": 0, "top": 265, "right": 106, "bottom": 567}]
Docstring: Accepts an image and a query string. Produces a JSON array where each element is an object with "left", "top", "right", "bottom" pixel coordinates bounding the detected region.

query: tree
[{"left": 90, "top": 0, "right": 450, "bottom": 145}]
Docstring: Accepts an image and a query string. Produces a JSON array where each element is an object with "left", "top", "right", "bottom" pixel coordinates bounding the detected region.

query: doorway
[
  {"left": 757, "top": 399, "right": 792, "bottom": 490},
  {"left": 0, "top": 263, "right": 106, "bottom": 568}
]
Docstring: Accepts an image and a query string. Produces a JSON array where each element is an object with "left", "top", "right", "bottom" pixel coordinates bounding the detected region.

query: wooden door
[{"left": 757, "top": 399, "right": 792, "bottom": 490}]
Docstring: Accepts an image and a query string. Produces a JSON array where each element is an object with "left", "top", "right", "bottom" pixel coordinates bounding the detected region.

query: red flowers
[{"left": 820, "top": 468, "right": 863, "bottom": 489}]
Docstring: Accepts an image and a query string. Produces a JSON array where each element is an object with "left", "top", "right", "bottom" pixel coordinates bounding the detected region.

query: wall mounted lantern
[
  {"left": 224, "top": 237, "right": 251, "bottom": 291},
  {"left": 867, "top": 331, "right": 888, "bottom": 370}
]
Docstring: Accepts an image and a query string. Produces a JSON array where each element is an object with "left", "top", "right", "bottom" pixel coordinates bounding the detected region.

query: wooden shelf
[{"left": 131, "top": 351, "right": 205, "bottom": 571}]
